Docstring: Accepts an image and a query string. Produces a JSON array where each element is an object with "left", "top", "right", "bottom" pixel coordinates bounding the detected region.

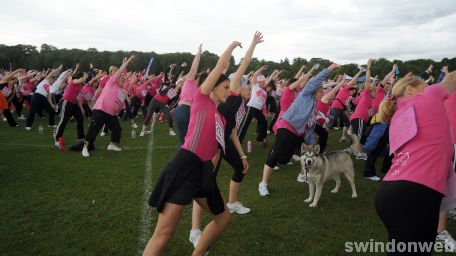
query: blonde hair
[{"left": 378, "top": 76, "right": 424, "bottom": 123}]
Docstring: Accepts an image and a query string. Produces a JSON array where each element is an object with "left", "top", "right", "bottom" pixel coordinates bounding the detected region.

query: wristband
[{"left": 240, "top": 155, "right": 247, "bottom": 160}]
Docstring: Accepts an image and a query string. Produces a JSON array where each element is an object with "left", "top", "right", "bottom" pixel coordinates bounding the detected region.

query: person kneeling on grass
[{"left": 81, "top": 56, "right": 135, "bottom": 157}]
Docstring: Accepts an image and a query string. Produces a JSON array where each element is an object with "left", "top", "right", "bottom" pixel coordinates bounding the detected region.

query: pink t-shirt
[
  {"left": 275, "top": 118, "right": 302, "bottom": 136},
  {"left": 373, "top": 85, "right": 385, "bottom": 114},
  {"left": 280, "top": 87, "right": 297, "bottom": 115},
  {"left": 182, "top": 89, "right": 226, "bottom": 161},
  {"left": 179, "top": 79, "right": 198, "bottom": 104},
  {"left": 93, "top": 74, "right": 126, "bottom": 116},
  {"left": 316, "top": 101, "right": 331, "bottom": 126},
  {"left": 331, "top": 83, "right": 352, "bottom": 110},
  {"left": 80, "top": 84, "right": 95, "bottom": 104},
  {"left": 445, "top": 92, "right": 456, "bottom": 144},
  {"left": 135, "top": 82, "right": 149, "bottom": 100},
  {"left": 99, "top": 75, "right": 110, "bottom": 89},
  {"left": 350, "top": 88, "right": 373, "bottom": 122},
  {"left": 20, "top": 81, "right": 34, "bottom": 96},
  {"left": 384, "top": 85, "right": 452, "bottom": 195},
  {"left": 62, "top": 82, "right": 83, "bottom": 104}
]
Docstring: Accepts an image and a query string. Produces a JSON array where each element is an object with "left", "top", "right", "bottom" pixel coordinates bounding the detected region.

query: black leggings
[
  {"left": 143, "top": 99, "right": 173, "bottom": 128},
  {"left": 130, "top": 96, "right": 142, "bottom": 119},
  {"left": 266, "top": 128, "right": 301, "bottom": 168},
  {"left": 214, "top": 137, "right": 245, "bottom": 183},
  {"left": 55, "top": 100, "right": 84, "bottom": 140},
  {"left": 82, "top": 103, "right": 93, "bottom": 118},
  {"left": 314, "top": 124, "right": 328, "bottom": 153},
  {"left": 26, "top": 93, "right": 55, "bottom": 127},
  {"left": 85, "top": 109, "right": 122, "bottom": 149},
  {"left": 238, "top": 106, "right": 268, "bottom": 143},
  {"left": 375, "top": 180, "right": 443, "bottom": 255}
]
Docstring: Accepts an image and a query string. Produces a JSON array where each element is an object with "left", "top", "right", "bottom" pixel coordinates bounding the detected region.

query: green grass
[{"left": 0, "top": 115, "right": 455, "bottom": 255}]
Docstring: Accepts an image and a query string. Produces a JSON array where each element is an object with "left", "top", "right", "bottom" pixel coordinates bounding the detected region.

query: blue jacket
[
  {"left": 282, "top": 69, "right": 330, "bottom": 135},
  {"left": 363, "top": 123, "right": 388, "bottom": 153}
]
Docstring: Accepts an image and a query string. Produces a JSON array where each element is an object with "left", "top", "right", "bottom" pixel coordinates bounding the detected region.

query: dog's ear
[
  {"left": 313, "top": 144, "right": 321, "bottom": 155},
  {"left": 301, "top": 143, "right": 307, "bottom": 153}
]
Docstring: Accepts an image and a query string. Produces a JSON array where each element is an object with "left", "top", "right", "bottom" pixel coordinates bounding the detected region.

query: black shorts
[
  {"left": 350, "top": 118, "right": 367, "bottom": 139},
  {"left": 214, "top": 137, "right": 245, "bottom": 183},
  {"left": 329, "top": 108, "right": 350, "bottom": 127},
  {"left": 149, "top": 148, "right": 224, "bottom": 215},
  {"left": 266, "top": 128, "right": 302, "bottom": 168}
]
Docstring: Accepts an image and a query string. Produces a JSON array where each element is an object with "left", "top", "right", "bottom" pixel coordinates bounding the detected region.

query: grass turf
[{"left": 0, "top": 115, "right": 454, "bottom": 255}]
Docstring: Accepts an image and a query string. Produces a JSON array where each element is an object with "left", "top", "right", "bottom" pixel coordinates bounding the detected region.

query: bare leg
[
  {"left": 142, "top": 203, "right": 185, "bottom": 256},
  {"left": 192, "top": 197, "right": 231, "bottom": 256},
  {"left": 438, "top": 211, "right": 448, "bottom": 233},
  {"left": 261, "top": 164, "right": 273, "bottom": 183},
  {"left": 191, "top": 200, "right": 203, "bottom": 230},
  {"left": 228, "top": 181, "right": 241, "bottom": 204}
]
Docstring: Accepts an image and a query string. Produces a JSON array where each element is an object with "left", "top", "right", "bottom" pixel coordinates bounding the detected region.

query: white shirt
[
  {"left": 35, "top": 79, "right": 51, "bottom": 97},
  {"left": 50, "top": 71, "right": 68, "bottom": 95},
  {"left": 247, "top": 84, "right": 267, "bottom": 110}
]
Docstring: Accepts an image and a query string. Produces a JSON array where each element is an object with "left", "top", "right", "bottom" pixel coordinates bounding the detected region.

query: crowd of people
[{"left": 1, "top": 32, "right": 455, "bottom": 255}]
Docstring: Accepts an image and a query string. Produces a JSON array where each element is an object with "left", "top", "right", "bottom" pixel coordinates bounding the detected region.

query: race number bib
[
  {"left": 141, "top": 90, "right": 147, "bottom": 97},
  {"left": 368, "top": 107, "right": 374, "bottom": 117},
  {"left": 118, "top": 90, "right": 126, "bottom": 102},
  {"left": 235, "top": 100, "right": 246, "bottom": 129},
  {"left": 76, "top": 92, "right": 83, "bottom": 102},
  {"left": 1, "top": 86, "right": 12, "bottom": 97},
  {"left": 389, "top": 106, "right": 417, "bottom": 155},
  {"left": 215, "top": 113, "right": 225, "bottom": 153},
  {"left": 85, "top": 92, "right": 92, "bottom": 102},
  {"left": 166, "top": 88, "right": 177, "bottom": 99},
  {"left": 307, "top": 110, "right": 317, "bottom": 128}
]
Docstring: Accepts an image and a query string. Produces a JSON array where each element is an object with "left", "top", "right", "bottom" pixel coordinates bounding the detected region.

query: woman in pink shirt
[
  {"left": 375, "top": 73, "right": 456, "bottom": 253},
  {"left": 80, "top": 72, "right": 103, "bottom": 118},
  {"left": 173, "top": 44, "right": 207, "bottom": 145},
  {"left": 349, "top": 59, "right": 376, "bottom": 142},
  {"left": 143, "top": 41, "right": 241, "bottom": 256},
  {"left": 82, "top": 56, "right": 135, "bottom": 157},
  {"left": 54, "top": 71, "right": 89, "bottom": 150}
]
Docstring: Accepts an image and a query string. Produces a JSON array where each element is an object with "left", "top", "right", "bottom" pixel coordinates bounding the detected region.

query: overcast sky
[{"left": 2, "top": 0, "right": 455, "bottom": 64}]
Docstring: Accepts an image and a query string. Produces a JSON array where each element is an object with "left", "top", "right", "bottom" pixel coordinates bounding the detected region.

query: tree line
[{"left": 1, "top": 44, "right": 455, "bottom": 80}]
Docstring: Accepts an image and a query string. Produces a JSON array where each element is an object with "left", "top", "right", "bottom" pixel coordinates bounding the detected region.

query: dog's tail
[{"left": 344, "top": 135, "right": 363, "bottom": 155}]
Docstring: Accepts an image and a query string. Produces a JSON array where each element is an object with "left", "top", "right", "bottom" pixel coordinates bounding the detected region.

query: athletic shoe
[
  {"left": 297, "top": 173, "right": 307, "bottom": 183},
  {"left": 18, "top": 115, "right": 26, "bottom": 120},
  {"left": 267, "top": 130, "right": 271, "bottom": 134},
  {"left": 286, "top": 161, "right": 293, "bottom": 166},
  {"left": 448, "top": 209, "right": 456, "bottom": 220},
  {"left": 139, "top": 131, "right": 145, "bottom": 137},
  {"left": 25, "top": 127, "right": 32, "bottom": 131},
  {"left": 189, "top": 229, "right": 202, "bottom": 248},
  {"left": 100, "top": 132, "right": 106, "bottom": 136},
  {"left": 107, "top": 143, "right": 122, "bottom": 152},
  {"left": 273, "top": 166, "right": 280, "bottom": 171},
  {"left": 169, "top": 130, "right": 176, "bottom": 136},
  {"left": 2, "top": 117, "right": 6, "bottom": 122},
  {"left": 292, "top": 155, "right": 301, "bottom": 162},
  {"left": 131, "top": 123, "right": 138, "bottom": 129},
  {"left": 356, "top": 152, "right": 368, "bottom": 160},
  {"left": 258, "top": 182, "right": 270, "bottom": 196},
  {"left": 48, "top": 125, "right": 57, "bottom": 128},
  {"left": 54, "top": 141, "right": 60, "bottom": 147},
  {"left": 435, "top": 230, "right": 456, "bottom": 252},
  {"left": 339, "top": 136, "right": 348, "bottom": 143},
  {"left": 82, "top": 147, "right": 90, "bottom": 157},
  {"left": 333, "top": 127, "right": 340, "bottom": 130},
  {"left": 227, "top": 201, "right": 251, "bottom": 214},
  {"left": 363, "top": 176, "right": 381, "bottom": 181},
  {"left": 58, "top": 137, "right": 68, "bottom": 151}
]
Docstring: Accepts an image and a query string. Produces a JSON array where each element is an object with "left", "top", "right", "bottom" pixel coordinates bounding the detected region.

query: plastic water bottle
[
  {"left": 38, "top": 124, "right": 44, "bottom": 134},
  {"left": 131, "top": 129, "right": 136, "bottom": 139},
  {"left": 247, "top": 140, "right": 252, "bottom": 153}
]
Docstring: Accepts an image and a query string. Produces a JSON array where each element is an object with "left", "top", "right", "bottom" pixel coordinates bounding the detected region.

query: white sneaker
[
  {"left": 100, "top": 132, "right": 106, "bottom": 136},
  {"left": 54, "top": 141, "right": 59, "bottom": 147},
  {"left": 227, "top": 201, "right": 251, "bottom": 214},
  {"left": 258, "top": 182, "right": 270, "bottom": 196},
  {"left": 82, "top": 147, "right": 90, "bottom": 157},
  {"left": 107, "top": 143, "right": 122, "bottom": 152},
  {"left": 18, "top": 115, "right": 26, "bottom": 120},
  {"left": 139, "top": 131, "right": 145, "bottom": 137},
  {"left": 364, "top": 176, "right": 381, "bottom": 181},
  {"left": 436, "top": 230, "right": 456, "bottom": 252},
  {"left": 292, "top": 155, "right": 301, "bottom": 162},
  {"left": 333, "top": 127, "right": 340, "bottom": 130},
  {"left": 131, "top": 123, "right": 138, "bottom": 129},
  {"left": 2, "top": 117, "right": 6, "bottom": 122},
  {"left": 25, "top": 127, "right": 32, "bottom": 131},
  {"left": 297, "top": 173, "right": 307, "bottom": 183},
  {"left": 356, "top": 152, "right": 368, "bottom": 160},
  {"left": 48, "top": 125, "right": 57, "bottom": 128},
  {"left": 189, "top": 229, "right": 202, "bottom": 248},
  {"left": 286, "top": 161, "right": 293, "bottom": 166},
  {"left": 273, "top": 166, "right": 280, "bottom": 171},
  {"left": 169, "top": 130, "right": 176, "bottom": 136}
]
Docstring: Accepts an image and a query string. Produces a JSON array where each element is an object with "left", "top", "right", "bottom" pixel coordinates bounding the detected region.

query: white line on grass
[
  {"left": 136, "top": 129, "right": 155, "bottom": 255},
  {"left": 0, "top": 143, "right": 176, "bottom": 150}
]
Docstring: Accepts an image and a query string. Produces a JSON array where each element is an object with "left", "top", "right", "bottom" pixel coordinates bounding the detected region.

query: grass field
[{"left": 1, "top": 114, "right": 455, "bottom": 255}]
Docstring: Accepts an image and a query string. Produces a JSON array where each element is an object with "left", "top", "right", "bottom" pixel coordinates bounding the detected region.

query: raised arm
[
  {"left": 45, "top": 65, "right": 63, "bottom": 81},
  {"left": 301, "top": 64, "right": 339, "bottom": 95},
  {"left": 348, "top": 69, "right": 363, "bottom": 86},
  {"left": 299, "top": 64, "right": 319, "bottom": 89},
  {"left": 265, "top": 69, "right": 278, "bottom": 86},
  {"left": 200, "top": 41, "right": 242, "bottom": 95},
  {"left": 251, "top": 65, "right": 267, "bottom": 85},
  {"left": 441, "top": 71, "right": 456, "bottom": 95},
  {"left": 230, "top": 31, "right": 264, "bottom": 93},
  {"left": 186, "top": 44, "right": 202, "bottom": 81},
  {"left": 294, "top": 65, "right": 306, "bottom": 79},
  {"left": 365, "top": 59, "right": 372, "bottom": 87},
  {"left": 0, "top": 68, "right": 25, "bottom": 83},
  {"left": 382, "top": 64, "right": 397, "bottom": 87},
  {"left": 321, "top": 80, "right": 344, "bottom": 103},
  {"left": 114, "top": 56, "right": 135, "bottom": 78}
]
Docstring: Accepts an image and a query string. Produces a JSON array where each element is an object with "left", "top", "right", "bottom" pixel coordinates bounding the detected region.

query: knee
[
  {"left": 232, "top": 172, "right": 244, "bottom": 183},
  {"left": 155, "top": 225, "right": 176, "bottom": 241}
]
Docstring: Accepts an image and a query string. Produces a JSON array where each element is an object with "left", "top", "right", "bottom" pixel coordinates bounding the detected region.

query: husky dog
[{"left": 301, "top": 144, "right": 358, "bottom": 207}]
